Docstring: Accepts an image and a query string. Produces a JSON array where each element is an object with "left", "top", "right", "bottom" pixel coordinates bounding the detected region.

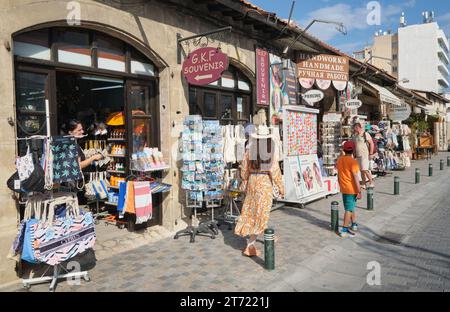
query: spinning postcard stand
[{"left": 280, "top": 105, "right": 327, "bottom": 207}]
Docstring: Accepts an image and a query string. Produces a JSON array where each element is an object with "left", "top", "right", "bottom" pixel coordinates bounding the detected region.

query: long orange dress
[{"left": 234, "top": 152, "right": 284, "bottom": 237}]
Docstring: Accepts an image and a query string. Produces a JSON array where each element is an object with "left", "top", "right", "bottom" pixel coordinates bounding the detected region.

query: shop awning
[{"left": 364, "top": 80, "right": 402, "bottom": 107}]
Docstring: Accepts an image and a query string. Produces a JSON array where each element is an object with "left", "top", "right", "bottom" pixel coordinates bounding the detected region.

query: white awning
[{"left": 364, "top": 80, "right": 402, "bottom": 106}]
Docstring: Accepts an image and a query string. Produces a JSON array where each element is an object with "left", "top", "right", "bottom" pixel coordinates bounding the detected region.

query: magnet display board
[{"left": 282, "top": 105, "right": 327, "bottom": 204}]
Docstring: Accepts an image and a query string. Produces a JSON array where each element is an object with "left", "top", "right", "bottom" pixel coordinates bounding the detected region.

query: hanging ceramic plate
[
  {"left": 299, "top": 78, "right": 315, "bottom": 89},
  {"left": 333, "top": 80, "right": 347, "bottom": 91},
  {"left": 316, "top": 79, "right": 331, "bottom": 90}
]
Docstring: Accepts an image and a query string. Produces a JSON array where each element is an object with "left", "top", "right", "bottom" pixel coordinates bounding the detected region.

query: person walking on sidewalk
[
  {"left": 352, "top": 123, "right": 375, "bottom": 189},
  {"left": 234, "top": 125, "right": 285, "bottom": 257},
  {"left": 336, "top": 141, "right": 362, "bottom": 238}
]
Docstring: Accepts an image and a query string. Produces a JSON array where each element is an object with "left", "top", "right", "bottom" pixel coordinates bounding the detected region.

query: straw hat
[{"left": 250, "top": 125, "right": 273, "bottom": 139}]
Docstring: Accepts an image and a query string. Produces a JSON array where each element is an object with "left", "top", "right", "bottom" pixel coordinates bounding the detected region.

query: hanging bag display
[
  {"left": 50, "top": 136, "right": 83, "bottom": 184},
  {"left": 16, "top": 146, "right": 34, "bottom": 181},
  {"left": 32, "top": 197, "right": 96, "bottom": 266}
]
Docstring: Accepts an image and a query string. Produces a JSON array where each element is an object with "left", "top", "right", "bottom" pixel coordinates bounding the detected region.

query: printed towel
[{"left": 133, "top": 181, "right": 152, "bottom": 224}]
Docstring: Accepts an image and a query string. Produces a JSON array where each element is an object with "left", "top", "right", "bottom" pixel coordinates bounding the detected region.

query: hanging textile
[
  {"left": 134, "top": 181, "right": 153, "bottom": 224},
  {"left": 235, "top": 124, "right": 246, "bottom": 162},
  {"left": 51, "top": 136, "right": 83, "bottom": 184}
]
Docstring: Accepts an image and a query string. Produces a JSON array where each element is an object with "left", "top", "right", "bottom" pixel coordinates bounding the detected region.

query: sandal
[{"left": 242, "top": 245, "right": 261, "bottom": 257}]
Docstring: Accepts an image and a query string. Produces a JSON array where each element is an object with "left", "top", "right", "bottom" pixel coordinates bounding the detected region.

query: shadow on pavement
[{"left": 278, "top": 206, "right": 331, "bottom": 232}]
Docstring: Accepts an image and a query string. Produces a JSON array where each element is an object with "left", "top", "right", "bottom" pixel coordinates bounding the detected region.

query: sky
[{"left": 248, "top": 0, "right": 450, "bottom": 55}]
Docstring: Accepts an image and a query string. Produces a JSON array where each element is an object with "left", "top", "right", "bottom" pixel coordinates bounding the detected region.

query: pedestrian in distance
[
  {"left": 336, "top": 141, "right": 362, "bottom": 238},
  {"left": 352, "top": 122, "right": 375, "bottom": 189}
]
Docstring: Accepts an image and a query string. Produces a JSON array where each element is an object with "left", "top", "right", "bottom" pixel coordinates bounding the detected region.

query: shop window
[
  {"left": 131, "top": 48, "right": 155, "bottom": 76},
  {"left": 188, "top": 65, "right": 252, "bottom": 124},
  {"left": 203, "top": 93, "right": 217, "bottom": 118},
  {"left": 15, "top": 71, "right": 49, "bottom": 155},
  {"left": 220, "top": 94, "right": 233, "bottom": 121},
  {"left": 129, "top": 84, "right": 157, "bottom": 154},
  {"left": 14, "top": 28, "right": 157, "bottom": 77},
  {"left": 97, "top": 34, "right": 126, "bottom": 72},
  {"left": 238, "top": 80, "right": 250, "bottom": 91},
  {"left": 13, "top": 29, "right": 51, "bottom": 60},
  {"left": 56, "top": 29, "right": 91, "bottom": 66},
  {"left": 221, "top": 71, "right": 235, "bottom": 88}
]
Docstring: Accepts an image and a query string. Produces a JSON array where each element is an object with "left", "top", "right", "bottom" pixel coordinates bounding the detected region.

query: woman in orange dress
[{"left": 234, "top": 126, "right": 285, "bottom": 257}]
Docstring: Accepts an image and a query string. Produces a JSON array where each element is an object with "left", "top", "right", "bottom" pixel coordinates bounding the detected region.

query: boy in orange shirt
[{"left": 336, "top": 141, "right": 362, "bottom": 238}]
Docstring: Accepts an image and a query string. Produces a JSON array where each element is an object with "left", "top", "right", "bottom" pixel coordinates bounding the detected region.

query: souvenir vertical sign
[
  {"left": 256, "top": 48, "right": 269, "bottom": 105},
  {"left": 284, "top": 60, "right": 298, "bottom": 105}
]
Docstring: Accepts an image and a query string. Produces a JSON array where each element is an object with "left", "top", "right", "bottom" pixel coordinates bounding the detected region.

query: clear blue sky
[{"left": 248, "top": 0, "right": 450, "bottom": 55}]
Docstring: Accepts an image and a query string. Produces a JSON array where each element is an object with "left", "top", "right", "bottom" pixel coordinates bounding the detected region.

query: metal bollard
[
  {"left": 367, "top": 187, "right": 374, "bottom": 211},
  {"left": 394, "top": 177, "right": 400, "bottom": 195},
  {"left": 331, "top": 201, "right": 339, "bottom": 233},
  {"left": 447, "top": 156, "right": 450, "bottom": 167},
  {"left": 440, "top": 160, "right": 444, "bottom": 171},
  {"left": 429, "top": 164, "right": 433, "bottom": 177},
  {"left": 264, "top": 228, "right": 275, "bottom": 271},
  {"left": 415, "top": 168, "right": 420, "bottom": 184}
]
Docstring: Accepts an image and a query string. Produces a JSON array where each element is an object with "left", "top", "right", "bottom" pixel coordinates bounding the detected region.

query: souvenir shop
[
  {"left": 10, "top": 27, "right": 172, "bottom": 247},
  {"left": 319, "top": 78, "right": 415, "bottom": 180}
]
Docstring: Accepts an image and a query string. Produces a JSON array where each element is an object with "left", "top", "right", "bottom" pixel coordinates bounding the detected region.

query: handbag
[
  {"left": 7, "top": 148, "right": 45, "bottom": 193},
  {"left": 16, "top": 146, "right": 34, "bottom": 181},
  {"left": 32, "top": 197, "right": 96, "bottom": 266}
]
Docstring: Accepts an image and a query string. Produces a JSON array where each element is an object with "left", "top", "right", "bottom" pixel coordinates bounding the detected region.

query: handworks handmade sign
[
  {"left": 182, "top": 47, "right": 229, "bottom": 86},
  {"left": 296, "top": 53, "right": 349, "bottom": 82}
]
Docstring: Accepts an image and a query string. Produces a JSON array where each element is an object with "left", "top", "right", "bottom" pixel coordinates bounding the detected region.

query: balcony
[
  {"left": 438, "top": 74, "right": 449, "bottom": 88},
  {"left": 438, "top": 64, "right": 450, "bottom": 77},
  {"left": 438, "top": 49, "right": 450, "bottom": 65},
  {"left": 438, "top": 31, "right": 450, "bottom": 53}
]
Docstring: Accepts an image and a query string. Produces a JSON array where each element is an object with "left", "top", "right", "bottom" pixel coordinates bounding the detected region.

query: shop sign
[
  {"left": 182, "top": 47, "right": 228, "bottom": 86},
  {"left": 302, "top": 90, "right": 324, "bottom": 106},
  {"left": 256, "top": 48, "right": 269, "bottom": 105},
  {"left": 297, "top": 53, "right": 349, "bottom": 82},
  {"left": 323, "top": 113, "right": 342, "bottom": 122},
  {"left": 388, "top": 103, "right": 411, "bottom": 121},
  {"left": 345, "top": 99, "right": 362, "bottom": 109},
  {"left": 284, "top": 61, "right": 298, "bottom": 105}
]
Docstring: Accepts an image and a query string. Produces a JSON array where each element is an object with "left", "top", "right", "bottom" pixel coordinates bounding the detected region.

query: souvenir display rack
[
  {"left": 175, "top": 116, "right": 224, "bottom": 242},
  {"left": 320, "top": 121, "right": 342, "bottom": 176}
]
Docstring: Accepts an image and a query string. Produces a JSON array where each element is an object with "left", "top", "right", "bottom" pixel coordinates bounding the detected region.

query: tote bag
[
  {"left": 50, "top": 136, "right": 83, "bottom": 184},
  {"left": 32, "top": 206, "right": 96, "bottom": 266},
  {"left": 21, "top": 219, "right": 40, "bottom": 264}
]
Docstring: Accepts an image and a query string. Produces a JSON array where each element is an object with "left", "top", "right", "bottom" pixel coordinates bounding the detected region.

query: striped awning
[{"left": 364, "top": 80, "right": 402, "bottom": 106}]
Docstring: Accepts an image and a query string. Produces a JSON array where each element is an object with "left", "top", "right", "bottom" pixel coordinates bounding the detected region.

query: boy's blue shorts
[{"left": 342, "top": 194, "right": 357, "bottom": 212}]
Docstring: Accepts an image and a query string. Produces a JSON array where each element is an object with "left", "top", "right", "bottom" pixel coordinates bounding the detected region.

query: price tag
[{"left": 14, "top": 180, "right": 21, "bottom": 190}]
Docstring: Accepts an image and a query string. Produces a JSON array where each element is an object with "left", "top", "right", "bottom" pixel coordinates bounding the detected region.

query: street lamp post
[{"left": 282, "top": 19, "right": 347, "bottom": 55}]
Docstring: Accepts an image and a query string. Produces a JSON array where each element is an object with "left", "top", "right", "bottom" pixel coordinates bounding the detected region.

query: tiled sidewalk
[{"left": 3, "top": 153, "right": 450, "bottom": 292}]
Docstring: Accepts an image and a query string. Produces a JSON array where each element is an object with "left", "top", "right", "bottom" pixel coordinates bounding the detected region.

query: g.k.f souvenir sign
[{"left": 182, "top": 47, "right": 229, "bottom": 86}]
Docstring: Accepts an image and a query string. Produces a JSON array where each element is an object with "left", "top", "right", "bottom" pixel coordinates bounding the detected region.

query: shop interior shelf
[
  {"left": 107, "top": 170, "right": 126, "bottom": 174},
  {"left": 107, "top": 138, "right": 126, "bottom": 141},
  {"left": 131, "top": 165, "right": 171, "bottom": 172},
  {"left": 105, "top": 201, "right": 118, "bottom": 206},
  {"left": 107, "top": 154, "right": 126, "bottom": 158}
]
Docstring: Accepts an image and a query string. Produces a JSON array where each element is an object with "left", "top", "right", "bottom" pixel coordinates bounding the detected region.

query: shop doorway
[
  {"left": 13, "top": 26, "right": 163, "bottom": 230},
  {"left": 56, "top": 72, "right": 125, "bottom": 136}
]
